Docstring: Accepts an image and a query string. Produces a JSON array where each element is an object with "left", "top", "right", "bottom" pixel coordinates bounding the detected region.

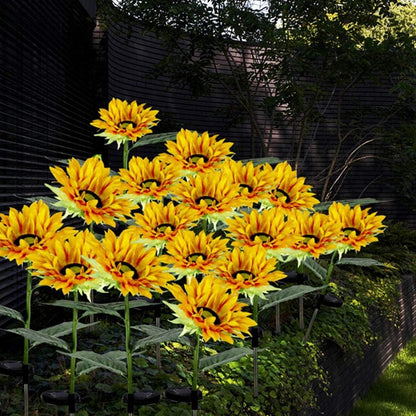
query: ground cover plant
[{"left": 0, "top": 98, "right": 404, "bottom": 416}]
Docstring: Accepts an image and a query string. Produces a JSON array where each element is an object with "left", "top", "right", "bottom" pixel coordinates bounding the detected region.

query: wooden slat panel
[{"left": 0, "top": 0, "right": 99, "bottom": 327}]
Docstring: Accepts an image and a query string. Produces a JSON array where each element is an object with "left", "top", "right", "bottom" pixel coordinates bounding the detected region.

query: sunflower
[
  {"left": 225, "top": 207, "right": 299, "bottom": 254},
  {"left": 223, "top": 159, "right": 275, "bottom": 206},
  {"left": 119, "top": 156, "right": 181, "bottom": 203},
  {"left": 28, "top": 229, "right": 104, "bottom": 297},
  {"left": 0, "top": 200, "right": 74, "bottom": 265},
  {"left": 91, "top": 228, "right": 174, "bottom": 297},
  {"left": 158, "top": 129, "right": 233, "bottom": 174},
  {"left": 47, "top": 156, "right": 137, "bottom": 227},
  {"left": 217, "top": 245, "right": 286, "bottom": 298},
  {"left": 130, "top": 201, "right": 200, "bottom": 249},
  {"left": 292, "top": 210, "right": 341, "bottom": 258},
  {"left": 328, "top": 202, "right": 386, "bottom": 252},
  {"left": 169, "top": 170, "right": 244, "bottom": 222},
  {"left": 261, "top": 162, "right": 320, "bottom": 212},
  {"left": 160, "top": 229, "right": 229, "bottom": 278},
  {"left": 90, "top": 98, "right": 159, "bottom": 147},
  {"left": 165, "top": 275, "right": 256, "bottom": 344}
]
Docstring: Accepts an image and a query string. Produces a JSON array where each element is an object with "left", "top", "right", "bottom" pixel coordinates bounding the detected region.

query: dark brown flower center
[
  {"left": 186, "top": 252, "right": 207, "bottom": 262},
  {"left": 13, "top": 234, "right": 40, "bottom": 247},
  {"left": 197, "top": 306, "right": 221, "bottom": 325},
  {"left": 118, "top": 120, "right": 137, "bottom": 129},
  {"left": 188, "top": 154, "right": 208, "bottom": 164},
  {"left": 239, "top": 184, "right": 253, "bottom": 193},
  {"left": 342, "top": 227, "right": 361, "bottom": 236},
  {"left": 274, "top": 188, "right": 290, "bottom": 202},
  {"left": 232, "top": 270, "right": 255, "bottom": 281},
  {"left": 302, "top": 234, "right": 320, "bottom": 244},
  {"left": 250, "top": 232, "right": 272, "bottom": 243},
  {"left": 140, "top": 179, "right": 161, "bottom": 189},
  {"left": 79, "top": 190, "right": 103, "bottom": 208},
  {"left": 195, "top": 196, "right": 218, "bottom": 206},
  {"left": 60, "top": 263, "right": 85, "bottom": 276},
  {"left": 154, "top": 223, "right": 175, "bottom": 233},
  {"left": 116, "top": 261, "right": 139, "bottom": 280}
]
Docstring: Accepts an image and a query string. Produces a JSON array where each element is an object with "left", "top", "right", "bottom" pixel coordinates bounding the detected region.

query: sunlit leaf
[
  {"left": 259, "top": 285, "right": 326, "bottom": 311},
  {"left": 336, "top": 257, "right": 385, "bottom": 267},
  {"left": 200, "top": 347, "right": 253, "bottom": 372},
  {"left": 132, "top": 327, "right": 190, "bottom": 351}
]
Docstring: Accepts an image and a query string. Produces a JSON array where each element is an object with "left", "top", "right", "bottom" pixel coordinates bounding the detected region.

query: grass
[{"left": 349, "top": 337, "right": 416, "bottom": 416}]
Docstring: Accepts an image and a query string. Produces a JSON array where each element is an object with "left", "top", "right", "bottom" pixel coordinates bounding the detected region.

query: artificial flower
[
  {"left": 90, "top": 98, "right": 159, "bottom": 147},
  {"left": 130, "top": 201, "right": 199, "bottom": 249},
  {"left": 262, "top": 161, "right": 320, "bottom": 211},
  {"left": 158, "top": 129, "right": 233, "bottom": 174},
  {"left": 165, "top": 275, "right": 256, "bottom": 344},
  {"left": 28, "top": 229, "right": 104, "bottom": 297},
  {"left": 0, "top": 200, "right": 74, "bottom": 265},
  {"left": 291, "top": 210, "right": 342, "bottom": 258},
  {"left": 217, "top": 245, "right": 286, "bottom": 298},
  {"left": 91, "top": 228, "right": 174, "bottom": 297},
  {"left": 118, "top": 156, "right": 181, "bottom": 203},
  {"left": 160, "top": 229, "right": 229, "bottom": 279},
  {"left": 169, "top": 169, "right": 244, "bottom": 223},
  {"left": 47, "top": 156, "right": 137, "bottom": 227},
  {"left": 328, "top": 202, "right": 386, "bottom": 252},
  {"left": 225, "top": 207, "right": 299, "bottom": 254},
  {"left": 223, "top": 159, "right": 275, "bottom": 206}
]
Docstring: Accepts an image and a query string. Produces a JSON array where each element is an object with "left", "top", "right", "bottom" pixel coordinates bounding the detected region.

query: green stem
[
  {"left": 252, "top": 295, "right": 259, "bottom": 325},
  {"left": 192, "top": 334, "right": 201, "bottom": 391},
  {"left": 125, "top": 296, "right": 133, "bottom": 394},
  {"left": 23, "top": 267, "right": 32, "bottom": 366},
  {"left": 69, "top": 291, "right": 78, "bottom": 395},
  {"left": 123, "top": 141, "right": 130, "bottom": 170},
  {"left": 322, "top": 252, "right": 337, "bottom": 295}
]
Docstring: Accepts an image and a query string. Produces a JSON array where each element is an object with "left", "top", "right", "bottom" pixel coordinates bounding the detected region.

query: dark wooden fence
[{"left": 0, "top": 0, "right": 100, "bottom": 324}]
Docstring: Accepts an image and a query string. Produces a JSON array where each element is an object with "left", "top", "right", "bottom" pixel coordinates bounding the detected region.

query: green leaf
[
  {"left": 132, "top": 327, "right": 190, "bottom": 351},
  {"left": 24, "top": 195, "right": 65, "bottom": 211},
  {"left": 239, "top": 156, "right": 283, "bottom": 166},
  {"left": 76, "top": 351, "right": 127, "bottom": 376},
  {"left": 200, "top": 347, "right": 253, "bottom": 372},
  {"left": 259, "top": 285, "right": 327, "bottom": 311},
  {"left": 0, "top": 305, "right": 25, "bottom": 324},
  {"left": 131, "top": 324, "right": 167, "bottom": 335},
  {"left": 314, "top": 198, "right": 382, "bottom": 211},
  {"left": 35, "top": 321, "right": 99, "bottom": 347},
  {"left": 47, "top": 299, "right": 154, "bottom": 318},
  {"left": 129, "top": 131, "right": 177, "bottom": 150},
  {"left": 46, "top": 300, "right": 122, "bottom": 318},
  {"left": 336, "top": 257, "right": 385, "bottom": 267},
  {"left": 63, "top": 350, "right": 127, "bottom": 377},
  {"left": 303, "top": 257, "right": 327, "bottom": 280},
  {"left": 7, "top": 328, "right": 70, "bottom": 351}
]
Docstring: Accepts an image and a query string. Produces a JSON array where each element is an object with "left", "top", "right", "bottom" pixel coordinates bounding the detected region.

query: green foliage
[{"left": 199, "top": 333, "right": 325, "bottom": 416}]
